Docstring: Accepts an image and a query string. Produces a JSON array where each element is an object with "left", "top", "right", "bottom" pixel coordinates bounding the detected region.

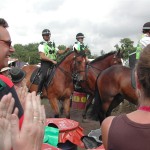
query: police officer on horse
[
  {"left": 37, "top": 29, "right": 68, "bottom": 95},
  {"left": 136, "top": 22, "right": 150, "bottom": 60}
]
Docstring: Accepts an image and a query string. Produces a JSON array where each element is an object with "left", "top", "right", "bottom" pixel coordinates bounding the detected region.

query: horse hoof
[
  {"left": 54, "top": 114, "right": 59, "bottom": 118},
  {"left": 82, "top": 118, "right": 90, "bottom": 123}
]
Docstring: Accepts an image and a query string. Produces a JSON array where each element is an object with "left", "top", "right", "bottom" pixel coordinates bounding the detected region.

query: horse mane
[
  {"left": 57, "top": 50, "right": 86, "bottom": 66},
  {"left": 57, "top": 51, "right": 74, "bottom": 66},
  {"left": 90, "top": 51, "right": 116, "bottom": 64}
]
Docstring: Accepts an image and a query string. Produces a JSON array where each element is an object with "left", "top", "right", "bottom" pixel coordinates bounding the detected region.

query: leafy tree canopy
[{"left": 114, "top": 38, "right": 136, "bottom": 60}]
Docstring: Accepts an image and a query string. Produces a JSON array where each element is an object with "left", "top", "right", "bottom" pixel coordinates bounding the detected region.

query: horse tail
[{"left": 90, "top": 73, "right": 105, "bottom": 123}]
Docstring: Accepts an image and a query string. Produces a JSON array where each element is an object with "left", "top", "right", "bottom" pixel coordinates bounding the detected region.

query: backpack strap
[{"left": 0, "top": 75, "right": 13, "bottom": 88}]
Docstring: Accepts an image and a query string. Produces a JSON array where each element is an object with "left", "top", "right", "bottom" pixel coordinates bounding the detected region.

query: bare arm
[{"left": 101, "top": 116, "right": 115, "bottom": 150}]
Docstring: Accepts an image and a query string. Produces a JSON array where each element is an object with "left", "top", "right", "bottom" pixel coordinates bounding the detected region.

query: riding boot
[{"left": 37, "top": 78, "right": 44, "bottom": 95}]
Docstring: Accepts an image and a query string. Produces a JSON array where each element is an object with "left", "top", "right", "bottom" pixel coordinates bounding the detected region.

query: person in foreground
[
  {"left": 101, "top": 44, "right": 150, "bottom": 150},
  {"left": 0, "top": 91, "right": 46, "bottom": 150}
]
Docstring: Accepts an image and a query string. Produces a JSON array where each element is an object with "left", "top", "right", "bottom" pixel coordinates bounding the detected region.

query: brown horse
[
  {"left": 77, "top": 50, "right": 123, "bottom": 119},
  {"left": 22, "top": 51, "right": 87, "bottom": 118},
  {"left": 93, "top": 65, "right": 138, "bottom": 124}
]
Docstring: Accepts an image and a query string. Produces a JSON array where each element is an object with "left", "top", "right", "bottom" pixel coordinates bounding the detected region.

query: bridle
[{"left": 56, "top": 52, "right": 87, "bottom": 80}]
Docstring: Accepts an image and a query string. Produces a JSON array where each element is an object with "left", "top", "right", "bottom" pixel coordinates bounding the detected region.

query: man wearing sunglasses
[{"left": 0, "top": 18, "right": 24, "bottom": 122}]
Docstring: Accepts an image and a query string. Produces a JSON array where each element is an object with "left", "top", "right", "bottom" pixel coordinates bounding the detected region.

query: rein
[
  {"left": 56, "top": 53, "right": 86, "bottom": 79},
  {"left": 77, "top": 63, "right": 102, "bottom": 93}
]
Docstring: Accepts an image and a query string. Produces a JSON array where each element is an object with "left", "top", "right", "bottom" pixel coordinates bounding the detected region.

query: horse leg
[
  {"left": 82, "top": 95, "right": 93, "bottom": 119},
  {"left": 106, "top": 94, "right": 124, "bottom": 117},
  {"left": 48, "top": 97, "right": 60, "bottom": 118},
  {"left": 59, "top": 100, "right": 64, "bottom": 115},
  {"left": 63, "top": 98, "right": 71, "bottom": 119}
]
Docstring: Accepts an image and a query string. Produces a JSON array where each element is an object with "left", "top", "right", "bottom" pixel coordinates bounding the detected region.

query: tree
[
  {"left": 114, "top": 38, "right": 136, "bottom": 60},
  {"left": 12, "top": 43, "right": 40, "bottom": 64}
]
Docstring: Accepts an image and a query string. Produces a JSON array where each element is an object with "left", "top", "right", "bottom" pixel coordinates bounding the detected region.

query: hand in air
[
  {"left": 10, "top": 91, "right": 46, "bottom": 150},
  {"left": 0, "top": 93, "right": 16, "bottom": 150}
]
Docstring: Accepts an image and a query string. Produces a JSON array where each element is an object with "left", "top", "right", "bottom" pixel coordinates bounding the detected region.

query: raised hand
[
  {"left": 17, "top": 85, "right": 28, "bottom": 110},
  {"left": 0, "top": 93, "right": 15, "bottom": 150},
  {"left": 11, "top": 91, "right": 46, "bottom": 150}
]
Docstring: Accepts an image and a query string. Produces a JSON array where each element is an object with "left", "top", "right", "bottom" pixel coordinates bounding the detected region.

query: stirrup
[{"left": 37, "top": 91, "right": 42, "bottom": 96}]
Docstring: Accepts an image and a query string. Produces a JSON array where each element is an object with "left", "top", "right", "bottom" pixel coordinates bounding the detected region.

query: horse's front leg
[
  {"left": 63, "top": 97, "right": 71, "bottom": 119},
  {"left": 48, "top": 97, "right": 60, "bottom": 118}
]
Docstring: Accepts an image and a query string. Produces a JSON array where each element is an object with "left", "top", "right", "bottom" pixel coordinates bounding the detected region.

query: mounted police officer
[
  {"left": 136, "top": 22, "right": 150, "bottom": 60},
  {"left": 73, "top": 33, "right": 89, "bottom": 61},
  {"left": 73, "top": 33, "right": 89, "bottom": 91},
  {"left": 73, "top": 33, "right": 87, "bottom": 52},
  {"left": 37, "top": 29, "right": 68, "bottom": 95}
]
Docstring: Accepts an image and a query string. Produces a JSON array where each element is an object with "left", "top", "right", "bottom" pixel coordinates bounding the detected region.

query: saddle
[{"left": 30, "top": 66, "right": 56, "bottom": 87}]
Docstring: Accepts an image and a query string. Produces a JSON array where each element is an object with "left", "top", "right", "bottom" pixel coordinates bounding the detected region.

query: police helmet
[
  {"left": 42, "top": 29, "right": 51, "bottom": 36},
  {"left": 76, "top": 33, "right": 85, "bottom": 39},
  {"left": 143, "top": 22, "right": 150, "bottom": 30}
]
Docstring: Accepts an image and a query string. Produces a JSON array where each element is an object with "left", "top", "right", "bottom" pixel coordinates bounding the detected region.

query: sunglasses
[{"left": 0, "top": 40, "right": 12, "bottom": 47}]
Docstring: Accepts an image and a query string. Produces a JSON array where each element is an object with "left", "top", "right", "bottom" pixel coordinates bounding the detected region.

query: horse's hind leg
[
  {"left": 63, "top": 98, "right": 71, "bottom": 119},
  {"left": 48, "top": 97, "right": 60, "bottom": 118},
  {"left": 106, "top": 94, "right": 124, "bottom": 117},
  {"left": 82, "top": 95, "right": 93, "bottom": 119}
]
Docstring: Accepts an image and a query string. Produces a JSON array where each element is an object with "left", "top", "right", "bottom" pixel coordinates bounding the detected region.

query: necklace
[{"left": 138, "top": 106, "right": 150, "bottom": 112}]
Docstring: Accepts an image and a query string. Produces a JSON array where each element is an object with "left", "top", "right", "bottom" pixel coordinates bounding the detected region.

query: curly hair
[
  {"left": 136, "top": 44, "right": 150, "bottom": 97},
  {"left": 0, "top": 18, "right": 8, "bottom": 28}
]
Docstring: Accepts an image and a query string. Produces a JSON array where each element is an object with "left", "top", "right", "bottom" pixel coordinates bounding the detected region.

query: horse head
[{"left": 72, "top": 50, "right": 87, "bottom": 82}]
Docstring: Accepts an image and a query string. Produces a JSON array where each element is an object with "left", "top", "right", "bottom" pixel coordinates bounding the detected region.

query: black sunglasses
[{"left": 0, "top": 40, "right": 12, "bottom": 47}]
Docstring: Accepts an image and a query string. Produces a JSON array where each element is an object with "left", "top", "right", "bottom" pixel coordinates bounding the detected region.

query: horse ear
[{"left": 116, "top": 49, "right": 124, "bottom": 58}]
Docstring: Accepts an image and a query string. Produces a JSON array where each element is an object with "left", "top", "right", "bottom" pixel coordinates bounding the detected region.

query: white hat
[{"left": 0, "top": 67, "right": 11, "bottom": 73}]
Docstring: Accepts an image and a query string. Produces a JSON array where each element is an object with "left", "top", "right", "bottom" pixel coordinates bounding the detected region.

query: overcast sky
[{"left": 1, "top": 0, "right": 150, "bottom": 55}]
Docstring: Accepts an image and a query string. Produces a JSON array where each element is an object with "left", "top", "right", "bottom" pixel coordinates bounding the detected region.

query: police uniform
[
  {"left": 37, "top": 38, "right": 58, "bottom": 94},
  {"left": 73, "top": 41, "right": 87, "bottom": 52},
  {"left": 136, "top": 34, "right": 150, "bottom": 59},
  {"left": 136, "top": 22, "right": 150, "bottom": 60}
]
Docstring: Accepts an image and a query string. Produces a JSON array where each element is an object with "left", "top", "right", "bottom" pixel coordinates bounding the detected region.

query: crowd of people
[{"left": 1, "top": 17, "right": 150, "bottom": 150}]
